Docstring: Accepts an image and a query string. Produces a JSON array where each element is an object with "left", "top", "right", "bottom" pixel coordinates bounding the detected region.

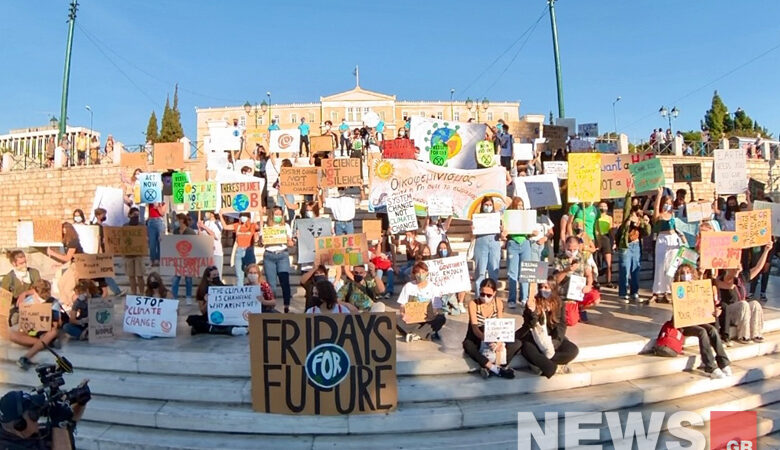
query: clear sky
[{"left": 2, "top": 0, "right": 779, "bottom": 146}]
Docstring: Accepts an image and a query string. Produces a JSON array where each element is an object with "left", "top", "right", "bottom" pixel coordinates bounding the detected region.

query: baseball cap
[{"left": 0, "top": 392, "right": 45, "bottom": 423}]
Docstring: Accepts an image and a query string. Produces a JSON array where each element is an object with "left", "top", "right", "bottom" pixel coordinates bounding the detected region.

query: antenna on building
[{"left": 353, "top": 65, "right": 360, "bottom": 88}]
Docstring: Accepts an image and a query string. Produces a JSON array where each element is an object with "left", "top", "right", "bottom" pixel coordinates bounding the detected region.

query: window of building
[
  {"left": 380, "top": 111, "right": 385, "bottom": 121},
  {"left": 239, "top": 116, "right": 247, "bottom": 128},
  {"left": 356, "top": 108, "right": 363, "bottom": 121},
  {"left": 258, "top": 115, "right": 265, "bottom": 125},
  {"left": 402, "top": 111, "right": 408, "bottom": 119},
  {"left": 454, "top": 112, "right": 460, "bottom": 121},
  {"left": 436, "top": 111, "right": 443, "bottom": 120},
  {"left": 347, "top": 107, "right": 354, "bottom": 122},
  {"left": 290, "top": 113, "right": 297, "bottom": 124},
  {"left": 487, "top": 112, "right": 493, "bottom": 121},
  {"left": 331, "top": 111, "right": 338, "bottom": 122},
  {"left": 503, "top": 112, "right": 509, "bottom": 121},
  {"left": 420, "top": 111, "right": 425, "bottom": 117},
  {"left": 308, "top": 112, "right": 315, "bottom": 122},
  {"left": 273, "top": 114, "right": 280, "bottom": 124}
]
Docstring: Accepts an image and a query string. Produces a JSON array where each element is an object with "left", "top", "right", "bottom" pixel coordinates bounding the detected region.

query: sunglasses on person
[{"left": 479, "top": 292, "right": 494, "bottom": 298}]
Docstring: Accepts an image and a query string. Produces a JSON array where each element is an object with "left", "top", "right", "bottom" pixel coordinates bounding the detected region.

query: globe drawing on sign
[
  {"left": 278, "top": 133, "right": 294, "bottom": 150},
  {"left": 676, "top": 285, "right": 685, "bottom": 299},
  {"left": 95, "top": 309, "right": 111, "bottom": 324},
  {"left": 232, "top": 193, "right": 249, "bottom": 212},
  {"left": 210, "top": 311, "right": 224, "bottom": 325},
  {"left": 424, "top": 122, "right": 463, "bottom": 165}
]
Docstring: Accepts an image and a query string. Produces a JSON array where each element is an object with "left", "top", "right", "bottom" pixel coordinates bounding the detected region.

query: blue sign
[
  {"left": 304, "top": 343, "right": 350, "bottom": 389},
  {"left": 139, "top": 173, "right": 162, "bottom": 204}
]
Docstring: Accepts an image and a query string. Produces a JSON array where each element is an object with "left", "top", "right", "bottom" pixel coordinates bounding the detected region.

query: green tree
[
  {"left": 145, "top": 111, "right": 158, "bottom": 143},
  {"left": 171, "top": 84, "right": 184, "bottom": 140},
  {"left": 704, "top": 90, "right": 727, "bottom": 140},
  {"left": 159, "top": 86, "right": 185, "bottom": 142}
]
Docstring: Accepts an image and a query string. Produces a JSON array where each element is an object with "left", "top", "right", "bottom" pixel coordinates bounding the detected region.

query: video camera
[{"left": 26, "top": 344, "right": 91, "bottom": 430}]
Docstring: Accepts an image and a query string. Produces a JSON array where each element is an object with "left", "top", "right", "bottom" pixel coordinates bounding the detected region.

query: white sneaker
[
  {"left": 722, "top": 366, "right": 733, "bottom": 377},
  {"left": 458, "top": 304, "right": 467, "bottom": 314},
  {"left": 405, "top": 333, "right": 421, "bottom": 343},
  {"left": 710, "top": 368, "right": 726, "bottom": 379},
  {"left": 185, "top": 297, "right": 193, "bottom": 305},
  {"left": 231, "top": 327, "right": 248, "bottom": 336}
]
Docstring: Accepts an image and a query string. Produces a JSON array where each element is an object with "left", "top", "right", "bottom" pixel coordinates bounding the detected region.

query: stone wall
[{"left": 658, "top": 156, "right": 778, "bottom": 201}]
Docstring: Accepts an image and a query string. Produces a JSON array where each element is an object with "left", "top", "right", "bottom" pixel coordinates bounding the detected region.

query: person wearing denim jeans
[
  {"left": 171, "top": 213, "right": 196, "bottom": 303},
  {"left": 146, "top": 203, "right": 167, "bottom": 265},
  {"left": 506, "top": 238, "right": 531, "bottom": 309},
  {"left": 615, "top": 191, "right": 651, "bottom": 303},
  {"left": 472, "top": 197, "right": 502, "bottom": 296},
  {"left": 262, "top": 207, "right": 295, "bottom": 312},
  {"left": 334, "top": 220, "right": 354, "bottom": 235},
  {"left": 618, "top": 241, "right": 641, "bottom": 298},
  {"left": 220, "top": 212, "right": 259, "bottom": 287},
  {"left": 324, "top": 190, "right": 357, "bottom": 236}
]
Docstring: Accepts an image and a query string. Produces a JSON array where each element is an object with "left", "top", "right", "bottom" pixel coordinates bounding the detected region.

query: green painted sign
[
  {"left": 429, "top": 142, "right": 448, "bottom": 166},
  {"left": 172, "top": 172, "right": 189, "bottom": 204}
]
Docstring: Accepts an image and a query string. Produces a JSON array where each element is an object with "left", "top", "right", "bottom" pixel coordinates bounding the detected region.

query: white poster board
[
  {"left": 91, "top": 186, "right": 128, "bottom": 227},
  {"left": 16, "top": 221, "right": 61, "bottom": 248},
  {"left": 566, "top": 275, "right": 587, "bottom": 301},
  {"left": 73, "top": 224, "right": 100, "bottom": 254},
  {"left": 426, "top": 197, "right": 453, "bottom": 217},
  {"left": 513, "top": 143, "right": 534, "bottom": 161},
  {"left": 425, "top": 255, "right": 471, "bottom": 296},
  {"left": 502, "top": 210, "right": 537, "bottom": 235},
  {"left": 543, "top": 161, "right": 568, "bottom": 179},
  {"left": 714, "top": 149, "right": 747, "bottom": 195},
  {"left": 123, "top": 296, "right": 178, "bottom": 338},
  {"left": 207, "top": 285, "right": 261, "bottom": 327},
  {"left": 269, "top": 129, "right": 301, "bottom": 155},
  {"left": 472, "top": 213, "right": 500, "bottom": 235},
  {"left": 483, "top": 318, "right": 516, "bottom": 343},
  {"left": 387, "top": 193, "right": 419, "bottom": 234},
  {"left": 514, "top": 174, "right": 561, "bottom": 209}
]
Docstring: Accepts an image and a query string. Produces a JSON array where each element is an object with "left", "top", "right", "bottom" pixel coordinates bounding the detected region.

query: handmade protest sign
[
  {"left": 543, "top": 125, "right": 568, "bottom": 152},
  {"left": 428, "top": 141, "right": 449, "bottom": 166},
  {"left": 32, "top": 219, "right": 61, "bottom": 244},
  {"left": 73, "top": 254, "right": 115, "bottom": 279},
  {"left": 310, "top": 135, "right": 335, "bottom": 153},
  {"left": 426, "top": 197, "right": 453, "bottom": 217},
  {"left": 172, "top": 172, "right": 189, "bottom": 204},
  {"left": 472, "top": 212, "right": 500, "bottom": 235},
  {"left": 138, "top": 172, "right": 163, "bottom": 204},
  {"left": 754, "top": 201, "right": 780, "bottom": 237},
  {"left": 699, "top": 231, "right": 741, "bottom": 269},
  {"left": 628, "top": 158, "right": 665, "bottom": 193},
  {"left": 123, "top": 296, "right": 178, "bottom": 338},
  {"left": 120, "top": 151, "right": 147, "bottom": 169},
  {"left": 671, "top": 279, "right": 715, "bottom": 328},
  {"left": 600, "top": 169, "right": 633, "bottom": 199},
  {"left": 567, "top": 154, "right": 601, "bottom": 203},
  {"left": 269, "top": 129, "right": 301, "bottom": 154},
  {"left": 262, "top": 225, "right": 288, "bottom": 245},
  {"left": 569, "top": 139, "right": 592, "bottom": 152},
  {"left": 160, "top": 234, "right": 214, "bottom": 277},
  {"left": 714, "top": 149, "right": 747, "bottom": 195},
  {"left": 184, "top": 182, "right": 217, "bottom": 211},
  {"left": 88, "top": 297, "right": 115, "bottom": 343},
  {"left": 280, "top": 166, "right": 319, "bottom": 195},
  {"left": 673, "top": 163, "right": 702, "bottom": 183},
  {"left": 508, "top": 121, "right": 541, "bottom": 141},
  {"left": 483, "top": 318, "right": 516, "bottom": 343},
  {"left": 476, "top": 140, "right": 496, "bottom": 168},
  {"left": 295, "top": 217, "right": 332, "bottom": 264},
  {"left": 103, "top": 226, "right": 148, "bottom": 256},
  {"left": 72, "top": 224, "right": 100, "bottom": 254},
  {"left": 362, "top": 219, "right": 382, "bottom": 241},
  {"left": 666, "top": 247, "right": 700, "bottom": 278},
  {"left": 566, "top": 275, "right": 587, "bottom": 301},
  {"left": 513, "top": 143, "right": 534, "bottom": 161},
  {"left": 19, "top": 303, "right": 52, "bottom": 334},
  {"left": 152, "top": 142, "right": 184, "bottom": 170},
  {"left": 314, "top": 233, "right": 369, "bottom": 266},
  {"left": 16, "top": 222, "right": 59, "bottom": 248},
  {"left": 382, "top": 138, "right": 416, "bottom": 159},
  {"left": 578, "top": 123, "right": 599, "bottom": 137},
  {"left": 686, "top": 202, "right": 713, "bottom": 223},
  {"left": 514, "top": 175, "right": 561, "bottom": 208},
  {"left": 321, "top": 158, "right": 362, "bottom": 187},
  {"left": 674, "top": 218, "right": 699, "bottom": 248},
  {"left": 409, "top": 116, "right": 486, "bottom": 169},
  {"left": 735, "top": 209, "right": 772, "bottom": 249},
  {"left": 748, "top": 178, "right": 766, "bottom": 200},
  {"left": 386, "top": 193, "right": 418, "bottom": 234},
  {"left": 207, "top": 285, "right": 261, "bottom": 327},
  {"left": 502, "top": 210, "right": 537, "bottom": 234},
  {"left": 519, "top": 261, "right": 549, "bottom": 283},
  {"left": 91, "top": 186, "right": 127, "bottom": 226},
  {"left": 219, "top": 180, "right": 262, "bottom": 213},
  {"left": 403, "top": 300, "right": 430, "bottom": 324},
  {"left": 249, "top": 313, "right": 397, "bottom": 415},
  {"left": 425, "top": 256, "right": 471, "bottom": 296},
  {"left": 543, "top": 161, "right": 568, "bottom": 179}
]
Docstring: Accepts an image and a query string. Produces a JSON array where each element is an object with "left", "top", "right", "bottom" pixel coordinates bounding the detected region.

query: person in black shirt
[{"left": 0, "top": 389, "right": 86, "bottom": 450}]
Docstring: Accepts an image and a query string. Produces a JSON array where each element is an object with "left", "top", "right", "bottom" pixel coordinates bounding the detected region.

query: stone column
[
  {"left": 674, "top": 135, "right": 683, "bottom": 156},
  {"left": 619, "top": 133, "right": 629, "bottom": 154}
]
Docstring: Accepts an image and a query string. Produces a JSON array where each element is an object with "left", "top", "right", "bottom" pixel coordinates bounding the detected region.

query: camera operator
[{"left": 0, "top": 385, "right": 89, "bottom": 450}]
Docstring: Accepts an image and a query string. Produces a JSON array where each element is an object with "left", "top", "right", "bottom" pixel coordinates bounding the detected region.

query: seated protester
[
  {"left": 715, "top": 243, "right": 771, "bottom": 344},
  {"left": 512, "top": 278, "right": 579, "bottom": 378},
  {"left": 415, "top": 245, "right": 432, "bottom": 261},
  {"left": 554, "top": 236, "right": 600, "bottom": 323},
  {"left": 62, "top": 279, "right": 96, "bottom": 341},
  {"left": 301, "top": 265, "right": 331, "bottom": 311},
  {"left": 396, "top": 262, "right": 446, "bottom": 342},
  {"left": 171, "top": 213, "right": 196, "bottom": 304},
  {"left": 244, "top": 264, "right": 277, "bottom": 313},
  {"left": 672, "top": 264, "right": 732, "bottom": 379},
  {"left": 462, "top": 278, "right": 515, "bottom": 379},
  {"left": 1, "top": 251, "right": 41, "bottom": 324},
  {"left": 424, "top": 214, "right": 452, "bottom": 254},
  {"left": 306, "top": 280, "right": 358, "bottom": 314},
  {"left": 11, "top": 280, "right": 63, "bottom": 370},
  {"left": 369, "top": 242, "right": 395, "bottom": 300},
  {"left": 338, "top": 264, "right": 386, "bottom": 312},
  {"left": 436, "top": 240, "right": 467, "bottom": 315},
  {"left": 186, "top": 266, "right": 248, "bottom": 336},
  {"left": 145, "top": 272, "right": 169, "bottom": 299}
]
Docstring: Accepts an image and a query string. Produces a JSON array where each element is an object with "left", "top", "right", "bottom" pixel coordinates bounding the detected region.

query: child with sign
[
  {"left": 396, "top": 262, "right": 446, "bottom": 342},
  {"left": 11, "top": 280, "right": 63, "bottom": 371},
  {"left": 462, "top": 279, "right": 515, "bottom": 379},
  {"left": 187, "top": 266, "right": 248, "bottom": 336},
  {"left": 62, "top": 280, "right": 94, "bottom": 341}
]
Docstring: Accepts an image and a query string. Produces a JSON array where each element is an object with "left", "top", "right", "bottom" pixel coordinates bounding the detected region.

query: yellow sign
[{"left": 568, "top": 153, "right": 601, "bottom": 203}]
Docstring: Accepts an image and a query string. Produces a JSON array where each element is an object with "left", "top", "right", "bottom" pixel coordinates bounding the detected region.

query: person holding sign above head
[
  {"left": 220, "top": 212, "right": 259, "bottom": 287},
  {"left": 425, "top": 214, "right": 453, "bottom": 255},
  {"left": 650, "top": 187, "right": 682, "bottom": 304},
  {"left": 615, "top": 193, "right": 652, "bottom": 303},
  {"left": 243, "top": 264, "right": 277, "bottom": 313},
  {"left": 186, "top": 266, "right": 247, "bottom": 336},
  {"left": 12, "top": 280, "right": 63, "bottom": 371},
  {"left": 339, "top": 263, "right": 386, "bottom": 312},
  {"left": 462, "top": 278, "right": 515, "bottom": 379},
  {"left": 396, "top": 262, "right": 446, "bottom": 342},
  {"left": 471, "top": 197, "right": 502, "bottom": 297},
  {"left": 306, "top": 280, "right": 357, "bottom": 314},
  {"left": 197, "top": 211, "right": 224, "bottom": 279},
  {"left": 502, "top": 197, "right": 538, "bottom": 309},
  {"left": 261, "top": 207, "right": 295, "bottom": 313}
]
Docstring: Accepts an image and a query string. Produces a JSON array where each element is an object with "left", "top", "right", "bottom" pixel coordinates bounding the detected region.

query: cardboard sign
[
  {"left": 578, "top": 123, "right": 598, "bottom": 137},
  {"left": 519, "top": 261, "right": 549, "bottom": 283},
  {"left": 207, "top": 285, "right": 261, "bottom": 327},
  {"left": 673, "top": 163, "right": 702, "bottom": 183},
  {"left": 362, "top": 219, "right": 382, "bottom": 241},
  {"left": 382, "top": 138, "right": 416, "bottom": 159},
  {"left": 160, "top": 234, "right": 215, "bottom": 277},
  {"left": 502, "top": 210, "right": 537, "bottom": 234},
  {"left": 699, "top": 231, "right": 741, "bottom": 269},
  {"left": 403, "top": 300, "right": 431, "bottom": 324},
  {"left": 73, "top": 254, "right": 115, "bottom": 279},
  {"left": 88, "top": 297, "right": 116, "bottom": 343},
  {"left": 249, "top": 313, "right": 397, "bottom": 415},
  {"left": 314, "top": 233, "right": 369, "bottom": 266},
  {"left": 295, "top": 217, "right": 333, "bottom": 265},
  {"left": 0, "top": 289, "right": 11, "bottom": 315},
  {"left": 476, "top": 140, "right": 496, "bottom": 168},
  {"left": 280, "top": 166, "right": 319, "bottom": 195},
  {"left": 321, "top": 158, "right": 362, "bottom": 187},
  {"left": 483, "top": 318, "right": 516, "bottom": 343},
  {"left": 753, "top": 201, "right": 780, "bottom": 237},
  {"left": 567, "top": 154, "right": 601, "bottom": 203},
  {"left": 120, "top": 151, "right": 148, "bottom": 169},
  {"left": 262, "top": 225, "right": 288, "bottom": 245},
  {"left": 714, "top": 149, "right": 748, "bottom": 195},
  {"left": 103, "top": 226, "right": 148, "bottom": 256},
  {"left": 138, "top": 173, "right": 163, "bottom": 204},
  {"left": 628, "top": 158, "right": 665, "bottom": 193},
  {"left": 184, "top": 182, "right": 217, "bottom": 211},
  {"left": 472, "top": 212, "right": 501, "bottom": 235},
  {"left": 425, "top": 256, "right": 471, "bottom": 296},
  {"left": 152, "top": 142, "right": 184, "bottom": 170},
  {"left": 219, "top": 181, "right": 262, "bottom": 213},
  {"left": 123, "top": 296, "right": 178, "bottom": 338},
  {"left": 387, "top": 193, "right": 419, "bottom": 234},
  {"left": 672, "top": 280, "right": 715, "bottom": 328},
  {"left": 600, "top": 169, "right": 633, "bottom": 199},
  {"left": 543, "top": 125, "right": 568, "bottom": 152},
  {"left": 566, "top": 275, "right": 587, "bottom": 301},
  {"left": 19, "top": 302, "right": 53, "bottom": 334},
  {"left": 748, "top": 178, "right": 766, "bottom": 200},
  {"left": 310, "top": 135, "right": 335, "bottom": 153},
  {"left": 735, "top": 209, "right": 772, "bottom": 249},
  {"left": 513, "top": 143, "right": 534, "bottom": 161},
  {"left": 32, "top": 219, "right": 61, "bottom": 244},
  {"left": 269, "top": 129, "right": 301, "bottom": 154},
  {"left": 686, "top": 202, "right": 713, "bottom": 223},
  {"left": 666, "top": 247, "right": 700, "bottom": 278},
  {"left": 172, "top": 172, "right": 189, "bottom": 204},
  {"left": 514, "top": 175, "right": 561, "bottom": 209},
  {"left": 426, "top": 197, "right": 453, "bottom": 217},
  {"left": 543, "top": 161, "right": 568, "bottom": 179}
]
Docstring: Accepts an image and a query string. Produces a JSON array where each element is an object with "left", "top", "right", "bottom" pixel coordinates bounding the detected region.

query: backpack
[{"left": 654, "top": 320, "right": 683, "bottom": 357}]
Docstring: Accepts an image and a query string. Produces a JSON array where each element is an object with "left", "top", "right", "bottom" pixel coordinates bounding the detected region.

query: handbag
[{"left": 530, "top": 315, "right": 555, "bottom": 359}]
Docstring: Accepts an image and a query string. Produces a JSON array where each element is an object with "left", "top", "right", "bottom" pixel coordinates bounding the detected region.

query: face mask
[
  {"left": 480, "top": 293, "right": 493, "bottom": 302},
  {"left": 129, "top": 216, "right": 140, "bottom": 225},
  {"left": 415, "top": 273, "right": 428, "bottom": 283},
  {"left": 149, "top": 281, "right": 160, "bottom": 290},
  {"left": 313, "top": 275, "right": 327, "bottom": 284},
  {"left": 573, "top": 228, "right": 582, "bottom": 235},
  {"left": 439, "top": 249, "right": 448, "bottom": 257},
  {"left": 74, "top": 216, "right": 83, "bottom": 223},
  {"left": 566, "top": 250, "right": 579, "bottom": 259},
  {"left": 325, "top": 125, "right": 331, "bottom": 131},
  {"left": 663, "top": 204, "right": 672, "bottom": 212},
  {"left": 247, "top": 273, "right": 259, "bottom": 283},
  {"left": 209, "top": 276, "right": 219, "bottom": 284},
  {"left": 78, "top": 293, "right": 88, "bottom": 301},
  {"left": 177, "top": 221, "right": 184, "bottom": 228},
  {"left": 600, "top": 209, "right": 607, "bottom": 214},
  {"left": 482, "top": 205, "right": 493, "bottom": 213},
  {"left": 273, "top": 216, "right": 283, "bottom": 224},
  {"left": 544, "top": 150, "right": 551, "bottom": 156},
  {"left": 240, "top": 216, "right": 249, "bottom": 224},
  {"left": 539, "top": 289, "right": 552, "bottom": 299},
  {"left": 430, "top": 216, "right": 439, "bottom": 223},
  {"left": 353, "top": 274, "right": 364, "bottom": 283},
  {"left": 305, "top": 211, "right": 315, "bottom": 218},
  {"left": 682, "top": 273, "right": 693, "bottom": 282}
]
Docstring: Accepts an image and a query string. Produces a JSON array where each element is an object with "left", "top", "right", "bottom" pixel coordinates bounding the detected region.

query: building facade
[
  {"left": 0, "top": 124, "right": 100, "bottom": 161},
  {"left": 195, "top": 86, "right": 520, "bottom": 148}
]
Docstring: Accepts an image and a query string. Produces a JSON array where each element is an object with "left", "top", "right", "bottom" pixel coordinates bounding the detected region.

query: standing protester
[
  {"left": 220, "top": 212, "right": 258, "bottom": 287},
  {"left": 299, "top": 117, "right": 311, "bottom": 157},
  {"left": 650, "top": 188, "right": 681, "bottom": 303},
  {"left": 595, "top": 201, "right": 615, "bottom": 288},
  {"left": 145, "top": 201, "right": 167, "bottom": 267},
  {"left": 339, "top": 119, "right": 350, "bottom": 156},
  {"left": 198, "top": 212, "right": 224, "bottom": 279},
  {"left": 424, "top": 214, "right": 452, "bottom": 255},
  {"left": 92, "top": 208, "right": 124, "bottom": 297},
  {"left": 502, "top": 197, "right": 534, "bottom": 309},
  {"left": 124, "top": 207, "right": 146, "bottom": 295},
  {"left": 324, "top": 188, "right": 358, "bottom": 235},
  {"left": 261, "top": 207, "right": 295, "bottom": 313},
  {"left": 171, "top": 214, "right": 196, "bottom": 304},
  {"left": 616, "top": 193, "right": 652, "bottom": 303},
  {"left": 471, "top": 197, "right": 502, "bottom": 296}
]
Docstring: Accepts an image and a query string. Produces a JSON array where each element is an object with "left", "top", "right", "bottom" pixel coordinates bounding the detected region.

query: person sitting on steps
[{"left": 462, "top": 278, "right": 515, "bottom": 379}]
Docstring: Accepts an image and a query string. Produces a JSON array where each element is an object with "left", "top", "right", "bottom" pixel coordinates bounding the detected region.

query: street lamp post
[
  {"left": 266, "top": 91, "right": 272, "bottom": 126},
  {"left": 465, "top": 97, "right": 490, "bottom": 122},
  {"left": 449, "top": 88, "right": 455, "bottom": 120},
  {"left": 659, "top": 105, "right": 679, "bottom": 133},
  {"left": 612, "top": 96, "right": 621, "bottom": 136}
]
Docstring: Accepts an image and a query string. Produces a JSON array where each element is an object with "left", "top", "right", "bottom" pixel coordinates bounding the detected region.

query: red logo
[
  {"left": 175, "top": 240, "right": 192, "bottom": 257},
  {"left": 710, "top": 411, "right": 756, "bottom": 450},
  {"left": 160, "top": 320, "right": 172, "bottom": 334},
  {"left": 278, "top": 133, "right": 294, "bottom": 149}
]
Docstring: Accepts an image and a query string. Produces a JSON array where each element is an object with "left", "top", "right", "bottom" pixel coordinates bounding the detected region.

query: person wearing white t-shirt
[
  {"left": 324, "top": 188, "right": 358, "bottom": 235},
  {"left": 262, "top": 207, "right": 296, "bottom": 313},
  {"left": 198, "top": 212, "right": 224, "bottom": 278},
  {"left": 396, "top": 261, "right": 446, "bottom": 342},
  {"left": 424, "top": 215, "right": 452, "bottom": 254}
]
